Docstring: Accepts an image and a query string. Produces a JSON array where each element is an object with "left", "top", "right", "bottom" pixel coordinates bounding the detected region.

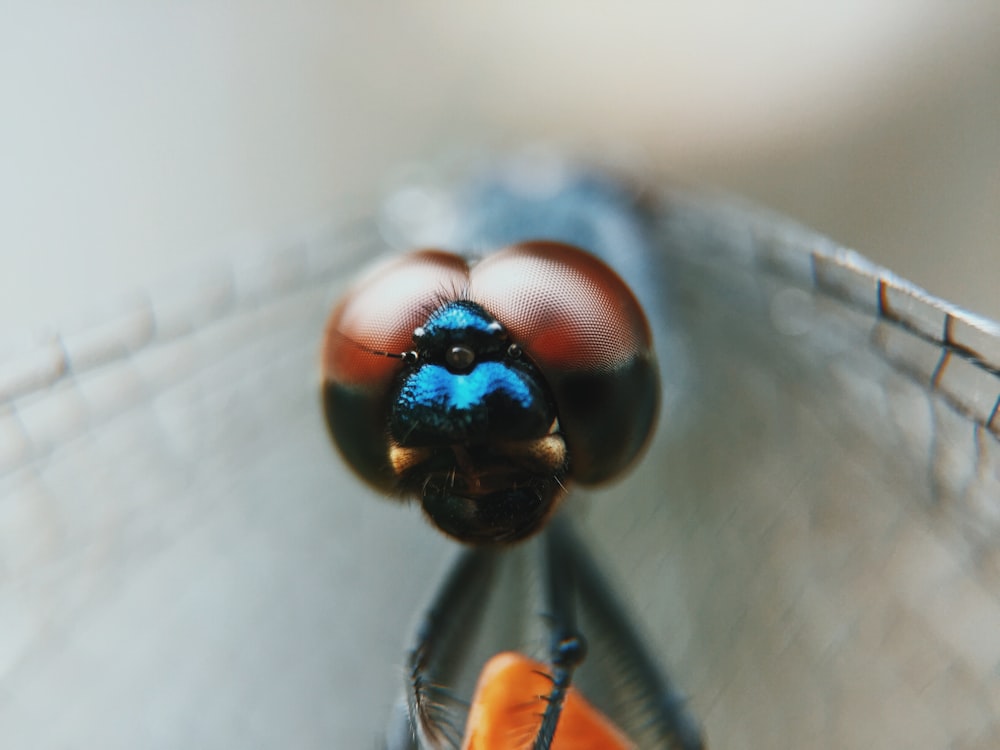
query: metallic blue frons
[{"left": 392, "top": 361, "right": 552, "bottom": 446}]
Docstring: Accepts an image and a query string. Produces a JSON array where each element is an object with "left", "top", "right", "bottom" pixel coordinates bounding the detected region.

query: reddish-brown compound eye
[
  {"left": 321, "top": 250, "right": 470, "bottom": 493},
  {"left": 469, "top": 241, "right": 658, "bottom": 484}
]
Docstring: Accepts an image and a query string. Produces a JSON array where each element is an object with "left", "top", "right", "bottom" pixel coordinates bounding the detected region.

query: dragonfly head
[{"left": 321, "top": 241, "right": 659, "bottom": 544}]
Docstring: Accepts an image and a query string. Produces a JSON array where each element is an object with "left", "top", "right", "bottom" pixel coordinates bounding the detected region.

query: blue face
[
  {"left": 321, "top": 241, "right": 659, "bottom": 545},
  {"left": 388, "top": 301, "right": 567, "bottom": 544}
]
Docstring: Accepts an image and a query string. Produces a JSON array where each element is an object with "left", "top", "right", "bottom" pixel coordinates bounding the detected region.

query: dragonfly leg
[
  {"left": 386, "top": 546, "right": 497, "bottom": 750},
  {"left": 554, "top": 517, "right": 706, "bottom": 750},
  {"left": 531, "top": 519, "right": 589, "bottom": 750}
]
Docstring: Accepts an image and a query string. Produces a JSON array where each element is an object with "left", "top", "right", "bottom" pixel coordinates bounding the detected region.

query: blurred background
[{"left": 2, "top": 1, "right": 998, "bottom": 332}]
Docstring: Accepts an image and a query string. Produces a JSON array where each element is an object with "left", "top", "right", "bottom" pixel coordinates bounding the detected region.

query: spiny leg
[
  {"left": 386, "top": 546, "right": 497, "bottom": 750},
  {"left": 531, "top": 518, "right": 588, "bottom": 750},
  {"left": 554, "top": 517, "right": 705, "bottom": 750}
]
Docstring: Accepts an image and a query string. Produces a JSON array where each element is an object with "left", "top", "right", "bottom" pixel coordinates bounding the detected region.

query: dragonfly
[{"left": 1, "top": 154, "right": 998, "bottom": 749}]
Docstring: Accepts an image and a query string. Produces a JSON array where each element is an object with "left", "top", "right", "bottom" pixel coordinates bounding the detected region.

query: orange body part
[{"left": 461, "top": 652, "right": 636, "bottom": 750}]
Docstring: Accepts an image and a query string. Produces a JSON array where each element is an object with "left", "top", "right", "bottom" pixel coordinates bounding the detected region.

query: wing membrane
[
  {"left": 578, "top": 187, "right": 1000, "bottom": 748},
  {"left": 1, "top": 169, "right": 998, "bottom": 749}
]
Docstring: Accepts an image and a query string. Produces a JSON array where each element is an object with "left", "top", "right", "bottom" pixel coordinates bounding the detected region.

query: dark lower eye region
[{"left": 389, "top": 303, "right": 567, "bottom": 544}]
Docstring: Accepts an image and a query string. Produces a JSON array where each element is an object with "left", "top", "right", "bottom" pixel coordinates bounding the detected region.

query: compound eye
[
  {"left": 321, "top": 249, "right": 469, "bottom": 388},
  {"left": 320, "top": 249, "right": 470, "bottom": 493},
  {"left": 467, "top": 241, "right": 659, "bottom": 485},
  {"left": 468, "top": 241, "right": 652, "bottom": 374},
  {"left": 446, "top": 345, "right": 476, "bottom": 371}
]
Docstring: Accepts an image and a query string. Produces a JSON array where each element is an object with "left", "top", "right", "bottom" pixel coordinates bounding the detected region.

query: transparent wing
[
  {"left": 0, "top": 221, "right": 451, "bottom": 748},
  {"left": 579, "top": 187, "right": 1000, "bottom": 749},
  {"left": 2, "top": 174, "right": 998, "bottom": 750}
]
